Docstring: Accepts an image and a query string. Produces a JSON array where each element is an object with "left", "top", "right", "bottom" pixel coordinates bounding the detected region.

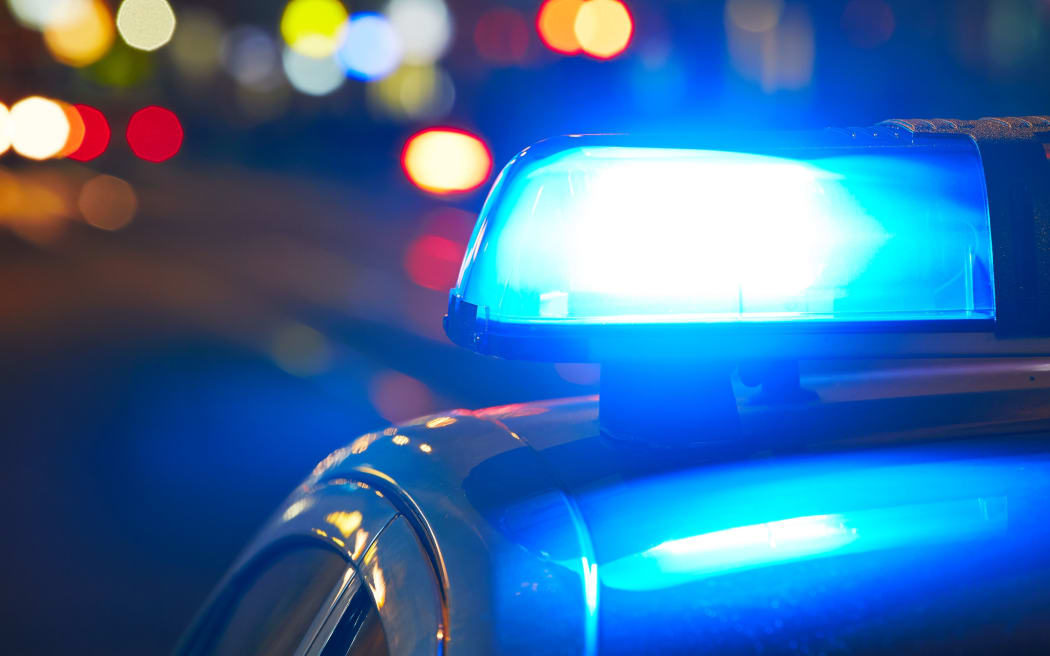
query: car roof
[{"left": 290, "top": 358, "right": 1050, "bottom": 654}]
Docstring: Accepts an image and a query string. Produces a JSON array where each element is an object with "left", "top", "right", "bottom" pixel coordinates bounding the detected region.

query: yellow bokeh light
[
  {"left": 280, "top": 0, "right": 349, "bottom": 58},
  {"left": 0, "top": 104, "right": 10, "bottom": 156},
  {"left": 367, "top": 64, "right": 455, "bottom": 121},
  {"left": 10, "top": 97, "right": 70, "bottom": 160},
  {"left": 169, "top": 7, "right": 223, "bottom": 79},
  {"left": 269, "top": 322, "right": 332, "bottom": 376},
  {"left": 574, "top": 0, "right": 633, "bottom": 60},
  {"left": 402, "top": 129, "right": 492, "bottom": 195},
  {"left": 78, "top": 174, "right": 137, "bottom": 231},
  {"left": 116, "top": 0, "right": 176, "bottom": 51},
  {"left": 43, "top": 0, "right": 115, "bottom": 67}
]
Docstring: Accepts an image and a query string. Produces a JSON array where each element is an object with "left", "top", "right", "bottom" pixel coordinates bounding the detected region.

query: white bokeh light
[
  {"left": 6, "top": 0, "right": 80, "bottom": 30},
  {"left": 10, "top": 97, "right": 71, "bottom": 160},
  {"left": 116, "top": 0, "right": 177, "bottom": 51},
  {"left": 0, "top": 103, "right": 11, "bottom": 156},
  {"left": 385, "top": 0, "right": 452, "bottom": 64},
  {"left": 282, "top": 47, "right": 345, "bottom": 96}
]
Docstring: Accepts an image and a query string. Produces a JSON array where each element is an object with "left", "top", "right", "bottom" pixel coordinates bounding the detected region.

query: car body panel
[{"left": 190, "top": 360, "right": 1050, "bottom": 654}]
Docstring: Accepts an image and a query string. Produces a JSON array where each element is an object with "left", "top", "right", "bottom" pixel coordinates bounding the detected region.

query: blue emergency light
[{"left": 446, "top": 118, "right": 1050, "bottom": 362}]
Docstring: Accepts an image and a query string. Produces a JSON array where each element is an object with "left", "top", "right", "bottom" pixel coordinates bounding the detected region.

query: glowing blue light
[
  {"left": 600, "top": 497, "right": 1007, "bottom": 591},
  {"left": 453, "top": 139, "right": 995, "bottom": 324},
  {"left": 336, "top": 13, "right": 402, "bottom": 81}
]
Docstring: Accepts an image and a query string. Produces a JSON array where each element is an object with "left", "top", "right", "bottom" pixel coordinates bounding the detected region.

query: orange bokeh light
[
  {"left": 537, "top": 0, "right": 585, "bottom": 54},
  {"left": 56, "top": 103, "right": 86, "bottom": 158},
  {"left": 575, "top": 0, "right": 633, "bottom": 59},
  {"left": 401, "top": 128, "right": 492, "bottom": 195}
]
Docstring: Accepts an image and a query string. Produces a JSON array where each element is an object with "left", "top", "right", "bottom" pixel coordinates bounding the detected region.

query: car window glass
[
  {"left": 320, "top": 583, "right": 389, "bottom": 656},
  {"left": 205, "top": 546, "right": 349, "bottom": 656}
]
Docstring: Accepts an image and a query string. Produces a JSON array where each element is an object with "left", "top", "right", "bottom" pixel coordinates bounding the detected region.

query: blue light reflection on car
[
  {"left": 601, "top": 496, "right": 1007, "bottom": 591},
  {"left": 558, "top": 440, "right": 1050, "bottom": 654},
  {"left": 455, "top": 138, "right": 994, "bottom": 324}
]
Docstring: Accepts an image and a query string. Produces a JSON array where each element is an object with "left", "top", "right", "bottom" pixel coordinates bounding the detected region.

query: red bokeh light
[
  {"left": 421, "top": 207, "right": 475, "bottom": 244},
  {"left": 126, "top": 105, "right": 183, "bottom": 163},
  {"left": 68, "top": 104, "right": 110, "bottom": 162},
  {"left": 404, "top": 234, "right": 466, "bottom": 291},
  {"left": 368, "top": 370, "right": 434, "bottom": 423},
  {"left": 475, "top": 8, "right": 530, "bottom": 64}
]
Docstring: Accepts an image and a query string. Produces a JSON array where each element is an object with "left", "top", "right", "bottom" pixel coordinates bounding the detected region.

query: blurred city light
[
  {"left": 269, "top": 322, "right": 333, "bottom": 377},
  {"left": 766, "top": 3, "right": 814, "bottom": 90},
  {"left": 726, "top": 0, "right": 814, "bottom": 92},
  {"left": 366, "top": 64, "right": 455, "bottom": 121},
  {"left": 10, "top": 97, "right": 70, "bottom": 160},
  {"left": 43, "top": 0, "right": 115, "bottom": 67},
  {"left": 986, "top": 0, "right": 1041, "bottom": 69},
  {"left": 420, "top": 206, "right": 474, "bottom": 246},
  {"left": 403, "top": 234, "right": 464, "bottom": 291},
  {"left": 0, "top": 104, "right": 11, "bottom": 156},
  {"left": 368, "top": 370, "right": 434, "bottom": 423},
  {"left": 574, "top": 0, "right": 633, "bottom": 59},
  {"left": 537, "top": 0, "right": 585, "bottom": 54},
  {"left": 385, "top": 0, "right": 452, "bottom": 65},
  {"left": 78, "top": 174, "right": 137, "bottom": 230},
  {"left": 0, "top": 170, "right": 71, "bottom": 244},
  {"left": 126, "top": 105, "right": 183, "bottom": 162},
  {"left": 56, "top": 103, "right": 86, "bottom": 158},
  {"left": 280, "top": 0, "right": 348, "bottom": 59},
  {"left": 401, "top": 128, "right": 491, "bottom": 195},
  {"left": 222, "top": 26, "right": 282, "bottom": 90},
  {"left": 82, "top": 40, "right": 153, "bottom": 87},
  {"left": 841, "top": 0, "right": 894, "bottom": 48},
  {"left": 116, "top": 0, "right": 176, "bottom": 51},
  {"left": 475, "top": 8, "right": 531, "bottom": 64},
  {"left": 168, "top": 7, "right": 223, "bottom": 80},
  {"left": 236, "top": 83, "right": 293, "bottom": 124},
  {"left": 726, "top": 0, "right": 784, "bottom": 32},
  {"left": 336, "top": 13, "right": 402, "bottom": 80},
  {"left": 7, "top": 0, "right": 67, "bottom": 31},
  {"left": 0, "top": 170, "right": 18, "bottom": 217},
  {"left": 67, "top": 105, "right": 110, "bottom": 161},
  {"left": 282, "top": 47, "right": 345, "bottom": 96}
]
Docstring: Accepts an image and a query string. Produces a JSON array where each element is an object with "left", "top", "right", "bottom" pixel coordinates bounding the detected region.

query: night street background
[{"left": 3, "top": 0, "right": 1050, "bottom": 652}]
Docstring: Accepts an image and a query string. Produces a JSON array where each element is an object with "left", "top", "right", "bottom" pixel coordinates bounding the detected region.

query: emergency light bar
[{"left": 445, "top": 117, "right": 1050, "bottom": 361}]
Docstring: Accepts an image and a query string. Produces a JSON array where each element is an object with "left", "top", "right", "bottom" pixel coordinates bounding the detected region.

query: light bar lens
[{"left": 454, "top": 138, "right": 994, "bottom": 325}]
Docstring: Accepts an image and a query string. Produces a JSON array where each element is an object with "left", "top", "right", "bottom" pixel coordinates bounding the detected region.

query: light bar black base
[{"left": 599, "top": 360, "right": 741, "bottom": 448}]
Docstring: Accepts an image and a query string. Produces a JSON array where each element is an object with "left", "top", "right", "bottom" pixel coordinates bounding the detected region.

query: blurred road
[{"left": 0, "top": 162, "right": 595, "bottom": 654}]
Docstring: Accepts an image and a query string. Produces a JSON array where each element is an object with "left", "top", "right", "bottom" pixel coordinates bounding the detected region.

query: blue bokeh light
[{"left": 336, "top": 13, "right": 402, "bottom": 81}]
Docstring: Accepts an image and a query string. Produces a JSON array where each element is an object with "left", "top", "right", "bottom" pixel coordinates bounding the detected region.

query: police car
[{"left": 179, "top": 116, "right": 1050, "bottom": 655}]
